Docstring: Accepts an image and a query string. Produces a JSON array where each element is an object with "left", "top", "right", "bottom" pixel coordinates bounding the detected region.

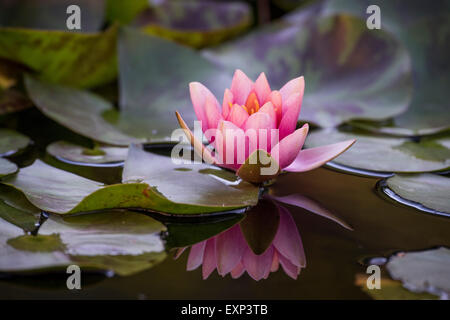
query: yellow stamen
[
  {"left": 254, "top": 98, "right": 260, "bottom": 112},
  {"left": 244, "top": 92, "right": 260, "bottom": 115}
]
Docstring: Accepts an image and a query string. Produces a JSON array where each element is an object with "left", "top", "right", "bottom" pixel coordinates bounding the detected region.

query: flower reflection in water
[{"left": 176, "top": 193, "right": 351, "bottom": 281}]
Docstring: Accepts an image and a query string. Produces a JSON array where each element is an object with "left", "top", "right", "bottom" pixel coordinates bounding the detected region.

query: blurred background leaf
[
  {"left": 133, "top": 0, "right": 253, "bottom": 48},
  {"left": 205, "top": 10, "right": 412, "bottom": 128}
]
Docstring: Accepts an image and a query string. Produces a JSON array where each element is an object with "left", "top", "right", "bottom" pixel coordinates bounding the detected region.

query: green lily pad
[
  {"left": 0, "top": 158, "right": 17, "bottom": 178},
  {"left": 134, "top": 0, "right": 252, "bottom": 48},
  {"left": 305, "top": 129, "right": 450, "bottom": 174},
  {"left": 0, "top": 88, "right": 33, "bottom": 115},
  {"left": 122, "top": 144, "right": 260, "bottom": 214},
  {"left": 0, "top": 128, "right": 30, "bottom": 156},
  {"left": 47, "top": 141, "right": 128, "bottom": 165},
  {"left": 383, "top": 174, "right": 450, "bottom": 214},
  {"left": 0, "top": 0, "right": 105, "bottom": 32},
  {"left": 206, "top": 13, "right": 412, "bottom": 128},
  {"left": 2, "top": 149, "right": 259, "bottom": 215},
  {"left": 164, "top": 214, "right": 244, "bottom": 249},
  {"left": 386, "top": 247, "right": 450, "bottom": 297},
  {"left": 322, "top": 0, "right": 450, "bottom": 135},
  {"left": 1, "top": 159, "right": 151, "bottom": 214},
  {"left": 39, "top": 211, "right": 165, "bottom": 257},
  {"left": 117, "top": 27, "right": 231, "bottom": 141},
  {"left": 0, "top": 210, "right": 167, "bottom": 276},
  {"left": 0, "top": 184, "right": 40, "bottom": 232},
  {"left": 0, "top": 218, "right": 71, "bottom": 273},
  {"left": 8, "top": 234, "right": 65, "bottom": 252},
  {"left": 239, "top": 199, "right": 280, "bottom": 255},
  {"left": 0, "top": 25, "right": 117, "bottom": 88},
  {"left": 25, "top": 76, "right": 143, "bottom": 146}
]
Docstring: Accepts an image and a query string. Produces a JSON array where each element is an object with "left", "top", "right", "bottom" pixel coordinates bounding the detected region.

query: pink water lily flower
[
  {"left": 177, "top": 205, "right": 305, "bottom": 280},
  {"left": 176, "top": 69, "right": 355, "bottom": 183}
]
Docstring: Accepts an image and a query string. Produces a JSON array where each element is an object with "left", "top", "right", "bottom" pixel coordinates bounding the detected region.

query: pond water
[{"left": 0, "top": 109, "right": 449, "bottom": 299}]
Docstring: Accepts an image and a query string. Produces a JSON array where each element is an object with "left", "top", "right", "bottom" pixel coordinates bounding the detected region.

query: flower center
[{"left": 243, "top": 91, "right": 260, "bottom": 115}]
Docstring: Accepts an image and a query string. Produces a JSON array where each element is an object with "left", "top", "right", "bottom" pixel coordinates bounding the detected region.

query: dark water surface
[{"left": 1, "top": 162, "right": 449, "bottom": 299}]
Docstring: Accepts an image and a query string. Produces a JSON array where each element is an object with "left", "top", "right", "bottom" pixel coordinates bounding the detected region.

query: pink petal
[
  {"left": 271, "top": 250, "right": 280, "bottom": 272},
  {"left": 228, "top": 104, "right": 249, "bottom": 128},
  {"left": 278, "top": 93, "right": 303, "bottom": 140},
  {"left": 244, "top": 112, "right": 275, "bottom": 154},
  {"left": 230, "top": 69, "right": 253, "bottom": 105},
  {"left": 204, "top": 94, "right": 223, "bottom": 130},
  {"left": 202, "top": 238, "right": 217, "bottom": 279},
  {"left": 258, "top": 102, "right": 277, "bottom": 128},
  {"left": 242, "top": 246, "right": 274, "bottom": 281},
  {"left": 271, "top": 194, "right": 352, "bottom": 230},
  {"left": 189, "top": 82, "right": 220, "bottom": 132},
  {"left": 273, "top": 205, "right": 306, "bottom": 268},
  {"left": 278, "top": 252, "right": 301, "bottom": 279},
  {"left": 216, "top": 120, "right": 246, "bottom": 166},
  {"left": 245, "top": 111, "right": 273, "bottom": 131},
  {"left": 270, "top": 124, "right": 309, "bottom": 169},
  {"left": 215, "top": 225, "right": 247, "bottom": 276},
  {"left": 284, "top": 139, "right": 356, "bottom": 173},
  {"left": 269, "top": 90, "right": 282, "bottom": 126},
  {"left": 187, "top": 241, "right": 206, "bottom": 271},
  {"left": 231, "top": 262, "right": 245, "bottom": 279},
  {"left": 222, "top": 89, "right": 233, "bottom": 119},
  {"left": 279, "top": 76, "right": 304, "bottom": 117},
  {"left": 254, "top": 72, "right": 271, "bottom": 105}
]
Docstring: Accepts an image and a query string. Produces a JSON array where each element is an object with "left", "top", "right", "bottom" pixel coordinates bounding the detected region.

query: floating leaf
[
  {"left": 0, "top": 0, "right": 105, "bottom": 32},
  {"left": 25, "top": 76, "right": 143, "bottom": 146},
  {"left": 1, "top": 159, "right": 151, "bottom": 214},
  {"left": 386, "top": 248, "right": 450, "bottom": 297},
  {"left": 0, "top": 25, "right": 117, "bottom": 88},
  {"left": 383, "top": 174, "right": 450, "bottom": 215},
  {"left": 134, "top": 0, "right": 252, "bottom": 48},
  {"left": 47, "top": 141, "right": 128, "bottom": 165},
  {"left": 239, "top": 199, "right": 280, "bottom": 255},
  {"left": 8, "top": 234, "right": 65, "bottom": 252},
  {"left": 0, "top": 210, "right": 167, "bottom": 276},
  {"left": 122, "top": 144, "right": 259, "bottom": 214},
  {"left": 117, "top": 27, "right": 231, "bottom": 141},
  {"left": 2, "top": 150, "right": 259, "bottom": 215},
  {"left": 0, "top": 185, "right": 40, "bottom": 232},
  {"left": 305, "top": 129, "right": 450, "bottom": 174},
  {"left": 0, "top": 218, "right": 71, "bottom": 273},
  {"left": 39, "top": 211, "right": 165, "bottom": 257},
  {"left": 205, "top": 13, "right": 412, "bottom": 128},
  {"left": 322, "top": 0, "right": 450, "bottom": 135},
  {"left": 0, "top": 158, "right": 17, "bottom": 178},
  {"left": 0, "top": 128, "right": 30, "bottom": 156}
]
